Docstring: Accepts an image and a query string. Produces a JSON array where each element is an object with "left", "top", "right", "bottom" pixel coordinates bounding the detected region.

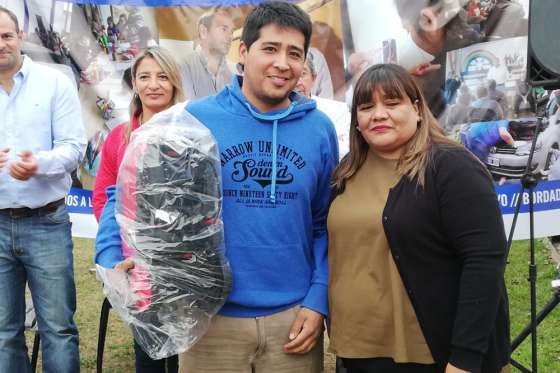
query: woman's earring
[{"left": 356, "top": 126, "right": 361, "bottom": 132}]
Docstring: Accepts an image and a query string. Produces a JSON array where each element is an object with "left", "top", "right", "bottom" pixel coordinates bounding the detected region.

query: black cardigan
[{"left": 381, "top": 145, "right": 510, "bottom": 373}]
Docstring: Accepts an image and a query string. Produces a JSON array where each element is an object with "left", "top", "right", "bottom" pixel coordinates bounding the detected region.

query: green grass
[
  {"left": 26, "top": 238, "right": 135, "bottom": 372},
  {"left": 506, "top": 239, "right": 560, "bottom": 372},
  {"left": 25, "top": 238, "right": 560, "bottom": 372}
]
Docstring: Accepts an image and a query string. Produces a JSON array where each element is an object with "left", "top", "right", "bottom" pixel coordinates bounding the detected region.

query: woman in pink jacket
[{"left": 92, "top": 46, "right": 185, "bottom": 373}]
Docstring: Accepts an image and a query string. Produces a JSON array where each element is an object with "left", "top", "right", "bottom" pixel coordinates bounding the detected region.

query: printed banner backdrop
[
  {"left": 65, "top": 188, "right": 98, "bottom": 238},
  {"left": 5, "top": 0, "right": 555, "bottom": 240}
]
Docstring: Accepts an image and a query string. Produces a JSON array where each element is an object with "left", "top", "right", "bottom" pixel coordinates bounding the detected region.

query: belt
[{"left": 0, "top": 199, "right": 66, "bottom": 219}]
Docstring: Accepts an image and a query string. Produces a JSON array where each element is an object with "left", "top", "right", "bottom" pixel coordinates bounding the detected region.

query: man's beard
[
  {"left": 256, "top": 88, "right": 292, "bottom": 107},
  {"left": 209, "top": 42, "right": 230, "bottom": 57}
]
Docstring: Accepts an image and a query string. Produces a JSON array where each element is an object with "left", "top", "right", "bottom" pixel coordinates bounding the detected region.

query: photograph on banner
[
  {"left": 159, "top": 1, "right": 347, "bottom": 153},
  {"left": 447, "top": 42, "right": 560, "bottom": 185},
  {"left": 69, "top": 4, "right": 159, "bottom": 189},
  {"left": 1, "top": 0, "right": 346, "bottom": 237},
  {"left": 89, "top": 0, "right": 345, "bottom": 174},
  {"left": 342, "top": 0, "right": 529, "bottom": 118},
  {"left": 339, "top": 0, "right": 560, "bottom": 240},
  {"left": 1, "top": 1, "right": 156, "bottom": 188},
  {"left": 11, "top": 0, "right": 550, "bottom": 239},
  {"left": 446, "top": 36, "right": 530, "bottom": 177}
]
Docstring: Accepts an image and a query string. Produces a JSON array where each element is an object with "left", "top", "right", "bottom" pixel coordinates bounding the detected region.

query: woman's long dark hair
[{"left": 331, "top": 64, "right": 458, "bottom": 195}]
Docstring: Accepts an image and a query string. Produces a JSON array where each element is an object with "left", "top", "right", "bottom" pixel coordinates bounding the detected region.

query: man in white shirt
[
  {"left": 181, "top": 8, "right": 235, "bottom": 99},
  {"left": 0, "top": 7, "right": 86, "bottom": 372}
]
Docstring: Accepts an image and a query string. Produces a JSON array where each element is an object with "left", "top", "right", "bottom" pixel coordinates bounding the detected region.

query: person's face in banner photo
[
  {"left": 203, "top": 11, "right": 234, "bottom": 57},
  {"left": 0, "top": 10, "right": 24, "bottom": 74},
  {"left": 133, "top": 56, "right": 175, "bottom": 119},
  {"left": 295, "top": 59, "right": 315, "bottom": 98},
  {"left": 348, "top": 1, "right": 474, "bottom": 80},
  {"left": 239, "top": 23, "right": 305, "bottom": 112},
  {"left": 394, "top": 0, "right": 472, "bottom": 69}
]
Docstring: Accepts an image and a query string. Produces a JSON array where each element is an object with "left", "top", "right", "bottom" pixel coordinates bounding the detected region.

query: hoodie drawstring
[{"left": 245, "top": 102, "right": 296, "bottom": 203}]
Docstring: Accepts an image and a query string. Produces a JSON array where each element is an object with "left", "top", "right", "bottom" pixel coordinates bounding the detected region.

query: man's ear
[
  {"left": 418, "top": 7, "right": 439, "bottom": 33},
  {"left": 239, "top": 41, "right": 248, "bottom": 65},
  {"left": 199, "top": 24, "right": 208, "bottom": 41},
  {"left": 17, "top": 31, "right": 25, "bottom": 46}
]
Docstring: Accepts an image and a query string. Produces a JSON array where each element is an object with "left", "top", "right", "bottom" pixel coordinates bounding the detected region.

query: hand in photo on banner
[
  {"left": 459, "top": 119, "right": 513, "bottom": 160},
  {"left": 12, "top": 0, "right": 538, "bottom": 238}
]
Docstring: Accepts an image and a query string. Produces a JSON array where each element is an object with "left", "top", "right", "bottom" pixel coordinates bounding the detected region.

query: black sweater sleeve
[{"left": 434, "top": 148, "right": 508, "bottom": 372}]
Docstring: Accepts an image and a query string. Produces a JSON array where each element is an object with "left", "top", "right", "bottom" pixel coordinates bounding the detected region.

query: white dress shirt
[
  {"left": 0, "top": 56, "right": 86, "bottom": 208},
  {"left": 315, "top": 96, "right": 350, "bottom": 159}
]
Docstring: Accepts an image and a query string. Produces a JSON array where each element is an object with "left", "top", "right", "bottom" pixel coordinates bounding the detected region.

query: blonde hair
[
  {"left": 125, "top": 46, "right": 185, "bottom": 142},
  {"left": 331, "top": 64, "right": 459, "bottom": 194}
]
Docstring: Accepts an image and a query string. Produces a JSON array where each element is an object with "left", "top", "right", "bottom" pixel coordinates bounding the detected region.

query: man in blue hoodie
[{"left": 180, "top": 2, "right": 338, "bottom": 372}]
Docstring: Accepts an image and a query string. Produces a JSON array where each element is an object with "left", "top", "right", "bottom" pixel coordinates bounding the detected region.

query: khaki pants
[{"left": 179, "top": 306, "right": 323, "bottom": 373}]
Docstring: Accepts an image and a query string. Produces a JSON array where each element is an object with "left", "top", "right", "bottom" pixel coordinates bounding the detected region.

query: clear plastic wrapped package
[{"left": 96, "top": 104, "right": 231, "bottom": 359}]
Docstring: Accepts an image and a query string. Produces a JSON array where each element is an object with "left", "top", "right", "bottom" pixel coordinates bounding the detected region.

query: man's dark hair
[
  {"left": 0, "top": 6, "right": 20, "bottom": 33},
  {"left": 240, "top": 1, "right": 312, "bottom": 55},
  {"left": 488, "top": 79, "right": 497, "bottom": 91}
]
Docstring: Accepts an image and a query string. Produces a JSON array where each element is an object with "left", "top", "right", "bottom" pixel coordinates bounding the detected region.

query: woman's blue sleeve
[{"left": 95, "top": 185, "right": 124, "bottom": 268}]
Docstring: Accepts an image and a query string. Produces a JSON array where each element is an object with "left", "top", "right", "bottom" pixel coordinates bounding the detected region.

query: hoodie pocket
[{"left": 226, "top": 243, "right": 313, "bottom": 308}]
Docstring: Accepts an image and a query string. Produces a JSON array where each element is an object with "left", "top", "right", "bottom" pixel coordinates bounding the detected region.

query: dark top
[{"left": 380, "top": 144, "right": 510, "bottom": 373}]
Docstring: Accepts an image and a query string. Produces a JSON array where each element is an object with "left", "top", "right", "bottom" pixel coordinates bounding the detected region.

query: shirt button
[
  {"left": 394, "top": 255, "right": 400, "bottom": 260},
  {"left": 383, "top": 216, "right": 388, "bottom": 222}
]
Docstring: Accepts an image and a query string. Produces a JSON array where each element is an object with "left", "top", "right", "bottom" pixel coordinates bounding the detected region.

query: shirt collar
[
  {"left": 17, "top": 55, "right": 32, "bottom": 80},
  {"left": 195, "top": 45, "right": 226, "bottom": 73}
]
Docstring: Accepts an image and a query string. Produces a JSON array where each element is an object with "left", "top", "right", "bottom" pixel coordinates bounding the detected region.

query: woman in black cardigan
[{"left": 327, "top": 64, "right": 510, "bottom": 373}]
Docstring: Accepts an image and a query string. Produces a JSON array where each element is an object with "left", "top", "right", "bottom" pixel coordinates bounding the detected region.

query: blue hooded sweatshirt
[
  {"left": 186, "top": 76, "right": 338, "bottom": 317},
  {"left": 95, "top": 185, "right": 123, "bottom": 268}
]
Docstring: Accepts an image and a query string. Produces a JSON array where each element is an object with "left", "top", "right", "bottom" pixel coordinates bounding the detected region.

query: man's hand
[
  {"left": 348, "top": 52, "right": 370, "bottom": 77},
  {"left": 283, "top": 307, "right": 323, "bottom": 354},
  {"left": 459, "top": 120, "right": 511, "bottom": 161},
  {"left": 114, "top": 258, "right": 135, "bottom": 271},
  {"left": 498, "top": 126, "right": 514, "bottom": 145},
  {"left": 0, "top": 147, "right": 9, "bottom": 169},
  {"left": 445, "top": 363, "right": 470, "bottom": 373},
  {"left": 412, "top": 62, "right": 441, "bottom": 77},
  {"left": 10, "top": 150, "right": 38, "bottom": 180}
]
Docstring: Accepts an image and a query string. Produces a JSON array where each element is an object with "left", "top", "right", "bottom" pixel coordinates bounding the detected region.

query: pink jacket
[{"left": 92, "top": 115, "right": 140, "bottom": 221}]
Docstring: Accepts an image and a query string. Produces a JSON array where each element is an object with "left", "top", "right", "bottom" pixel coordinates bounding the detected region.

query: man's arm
[
  {"left": 34, "top": 73, "right": 86, "bottom": 180},
  {"left": 437, "top": 150, "right": 508, "bottom": 372},
  {"left": 302, "top": 121, "right": 338, "bottom": 316},
  {"left": 95, "top": 185, "right": 125, "bottom": 268},
  {"left": 495, "top": 101, "right": 504, "bottom": 120},
  {"left": 284, "top": 118, "right": 339, "bottom": 354},
  {"left": 459, "top": 120, "right": 512, "bottom": 161}
]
